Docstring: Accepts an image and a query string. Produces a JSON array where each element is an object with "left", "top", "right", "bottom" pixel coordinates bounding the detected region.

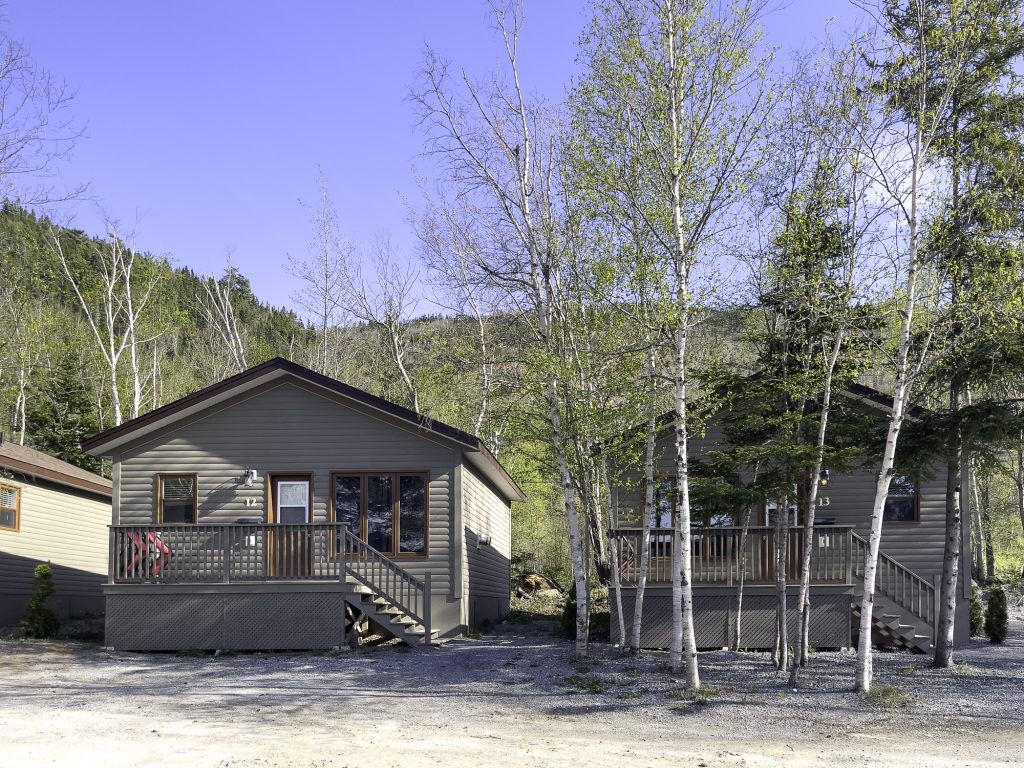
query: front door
[{"left": 269, "top": 476, "right": 312, "bottom": 577}]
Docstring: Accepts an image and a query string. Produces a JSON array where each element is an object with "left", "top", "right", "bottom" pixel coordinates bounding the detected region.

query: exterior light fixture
[
  {"left": 819, "top": 469, "right": 830, "bottom": 488},
  {"left": 243, "top": 468, "right": 257, "bottom": 487}
]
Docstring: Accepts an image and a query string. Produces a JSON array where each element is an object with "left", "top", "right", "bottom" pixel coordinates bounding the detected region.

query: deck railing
[
  {"left": 109, "top": 522, "right": 430, "bottom": 635},
  {"left": 610, "top": 525, "right": 855, "bottom": 586},
  {"left": 851, "top": 532, "right": 936, "bottom": 631},
  {"left": 341, "top": 529, "right": 428, "bottom": 629}
]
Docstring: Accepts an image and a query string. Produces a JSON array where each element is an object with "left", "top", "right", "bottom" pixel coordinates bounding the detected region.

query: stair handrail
[
  {"left": 341, "top": 528, "right": 428, "bottom": 629},
  {"left": 850, "top": 531, "right": 936, "bottom": 629}
]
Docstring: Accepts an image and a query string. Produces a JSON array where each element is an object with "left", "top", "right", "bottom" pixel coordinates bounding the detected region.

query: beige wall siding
[
  {"left": 461, "top": 462, "right": 512, "bottom": 624},
  {"left": 0, "top": 479, "right": 109, "bottom": 623},
  {"left": 117, "top": 379, "right": 457, "bottom": 596}
]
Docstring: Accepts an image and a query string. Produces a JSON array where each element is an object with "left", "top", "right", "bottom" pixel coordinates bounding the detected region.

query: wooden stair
[
  {"left": 335, "top": 530, "right": 440, "bottom": 648},
  {"left": 343, "top": 583, "right": 441, "bottom": 646},
  {"left": 852, "top": 594, "right": 933, "bottom": 654},
  {"left": 851, "top": 533, "right": 936, "bottom": 655}
]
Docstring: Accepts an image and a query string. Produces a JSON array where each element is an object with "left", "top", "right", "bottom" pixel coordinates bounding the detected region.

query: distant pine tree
[
  {"left": 970, "top": 586, "right": 984, "bottom": 637},
  {"left": 984, "top": 587, "right": 1009, "bottom": 643}
]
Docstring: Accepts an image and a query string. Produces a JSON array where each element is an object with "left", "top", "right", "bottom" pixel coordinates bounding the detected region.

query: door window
[{"left": 276, "top": 480, "right": 309, "bottom": 524}]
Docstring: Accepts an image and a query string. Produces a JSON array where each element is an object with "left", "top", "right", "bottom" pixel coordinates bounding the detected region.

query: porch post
[
  {"left": 339, "top": 527, "right": 347, "bottom": 583},
  {"left": 107, "top": 527, "right": 115, "bottom": 585},
  {"left": 846, "top": 528, "right": 854, "bottom": 586},
  {"left": 222, "top": 526, "right": 232, "bottom": 584},
  {"left": 423, "top": 572, "right": 432, "bottom": 646}
]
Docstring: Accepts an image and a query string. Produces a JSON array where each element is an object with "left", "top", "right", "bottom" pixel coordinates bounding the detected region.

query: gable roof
[
  {"left": 82, "top": 357, "right": 526, "bottom": 503},
  {"left": 0, "top": 437, "right": 112, "bottom": 497},
  {"left": 606, "top": 380, "right": 923, "bottom": 449}
]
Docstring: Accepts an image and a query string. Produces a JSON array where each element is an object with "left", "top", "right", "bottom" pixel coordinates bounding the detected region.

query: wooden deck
[{"left": 610, "top": 525, "right": 855, "bottom": 586}]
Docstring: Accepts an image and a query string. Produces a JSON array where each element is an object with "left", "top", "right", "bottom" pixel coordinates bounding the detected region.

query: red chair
[{"left": 122, "top": 531, "right": 172, "bottom": 577}]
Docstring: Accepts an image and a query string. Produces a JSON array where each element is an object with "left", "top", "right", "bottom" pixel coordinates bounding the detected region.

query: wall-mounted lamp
[
  {"left": 477, "top": 535, "right": 492, "bottom": 549},
  {"left": 242, "top": 468, "right": 258, "bottom": 487},
  {"left": 819, "top": 469, "right": 830, "bottom": 488}
]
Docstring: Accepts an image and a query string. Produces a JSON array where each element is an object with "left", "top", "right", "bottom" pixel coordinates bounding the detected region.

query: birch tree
[
  {"left": 412, "top": 1, "right": 594, "bottom": 653},
  {"left": 413, "top": 194, "right": 498, "bottom": 438},
  {"left": 288, "top": 167, "right": 354, "bottom": 378},
  {"left": 571, "top": 0, "right": 778, "bottom": 686},
  {"left": 348, "top": 233, "right": 422, "bottom": 414},
  {"left": 852, "top": 0, "right": 973, "bottom": 692},
  {"left": 0, "top": 30, "right": 83, "bottom": 204},
  {"left": 198, "top": 266, "right": 249, "bottom": 376},
  {"left": 52, "top": 221, "right": 160, "bottom": 426}
]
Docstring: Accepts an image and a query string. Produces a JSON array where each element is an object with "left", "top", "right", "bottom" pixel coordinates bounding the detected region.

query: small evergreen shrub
[
  {"left": 560, "top": 593, "right": 577, "bottom": 638},
  {"left": 970, "top": 586, "right": 984, "bottom": 637},
  {"left": 984, "top": 587, "right": 1009, "bottom": 643},
  {"left": 20, "top": 563, "right": 60, "bottom": 639}
]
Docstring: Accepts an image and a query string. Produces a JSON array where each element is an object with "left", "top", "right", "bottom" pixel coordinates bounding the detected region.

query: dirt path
[{"left": 2, "top": 624, "right": 1022, "bottom": 767}]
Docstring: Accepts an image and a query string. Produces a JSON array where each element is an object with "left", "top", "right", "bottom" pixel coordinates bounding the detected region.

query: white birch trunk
[
  {"left": 790, "top": 330, "right": 844, "bottom": 686},
  {"left": 629, "top": 406, "right": 658, "bottom": 655},
  {"left": 932, "top": 384, "right": 962, "bottom": 668}
]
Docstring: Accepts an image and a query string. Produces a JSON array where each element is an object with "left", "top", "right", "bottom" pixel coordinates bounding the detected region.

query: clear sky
[{"left": 6, "top": 1, "right": 857, "bottom": 313}]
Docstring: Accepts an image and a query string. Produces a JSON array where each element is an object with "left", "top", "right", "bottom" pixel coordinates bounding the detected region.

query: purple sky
[{"left": 7, "top": 1, "right": 853, "bottom": 312}]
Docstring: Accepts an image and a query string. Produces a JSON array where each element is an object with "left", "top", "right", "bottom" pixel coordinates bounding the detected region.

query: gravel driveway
[{"left": 2, "top": 619, "right": 1022, "bottom": 767}]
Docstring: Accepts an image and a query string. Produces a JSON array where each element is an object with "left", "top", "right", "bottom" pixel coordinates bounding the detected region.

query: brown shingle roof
[{"left": 0, "top": 438, "right": 112, "bottom": 497}]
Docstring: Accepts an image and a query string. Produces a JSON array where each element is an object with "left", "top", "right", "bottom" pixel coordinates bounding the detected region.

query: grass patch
[
  {"left": 669, "top": 685, "right": 720, "bottom": 705},
  {"left": 561, "top": 672, "right": 607, "bottom": 694},
  {"left": 616, "top": 686, "right": 647, "bottom": 700},
  {"left": 861, "top": 684, "right": 911, "bottom": 709},
  {"left": 950, "top": 662, "right": 973, "bottom": 677}
]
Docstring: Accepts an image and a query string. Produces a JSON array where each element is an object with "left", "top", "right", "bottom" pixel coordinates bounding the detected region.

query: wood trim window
[
  {"left": 331, "top": 472, "right": 429, "bottom": 558},
  {"left": 266, "top": 474, "right": 313, "bottom": 524},
  {"left": 156, "top": 474, "right": 198, "bottom": 524},
  {"left": 0, "top": 482, "right": 20, "bottom": 531},
  {"left": 883, "top": 475, "right": 919, "bottom": 523}
]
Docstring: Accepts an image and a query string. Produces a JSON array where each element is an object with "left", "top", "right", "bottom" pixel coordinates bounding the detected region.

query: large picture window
[
  {"left": 331, "top": 472, "right": 428, "bottom": 556},
  {"left": 157, "top": 474, "right": 197, "bottom": 524},
  {"left": 884, "top": 475, "right": 918, "bottom": 522},
  {"left": 0, "top": 482, "right": 19, "bottom": 531}
]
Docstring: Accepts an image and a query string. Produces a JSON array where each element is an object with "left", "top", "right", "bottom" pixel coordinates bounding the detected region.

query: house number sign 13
[{"left": 817, "top": 497, "right": 831, "bottom": 506}]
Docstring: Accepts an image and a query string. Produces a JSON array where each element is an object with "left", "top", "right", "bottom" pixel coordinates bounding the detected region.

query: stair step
[{"left": 390, "top": 616, "right": 416, "bottom": 626}]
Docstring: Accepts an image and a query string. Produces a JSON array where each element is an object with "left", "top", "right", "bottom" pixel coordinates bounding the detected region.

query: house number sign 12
[{"left": 245, "top": 497, "right": 259, "bottom": 507}]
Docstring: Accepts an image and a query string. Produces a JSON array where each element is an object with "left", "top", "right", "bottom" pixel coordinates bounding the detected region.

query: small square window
[
  {"left": 158, "top": 474, "right": 197, "bottom": 524},
  {"left": 0, "top": 483, "right": 19, "bottom": 531},
  {"left": 884, "top": 475, "right": 918, "bottom": 522}
]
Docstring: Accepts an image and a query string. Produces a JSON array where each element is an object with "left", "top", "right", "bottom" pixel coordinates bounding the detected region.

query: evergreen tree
[
  {"left": 984, "top": 586, "right": 1009, "bottom": 642},
  {"left": 20, "top": 563, "right": 60, "bottom": 639}
]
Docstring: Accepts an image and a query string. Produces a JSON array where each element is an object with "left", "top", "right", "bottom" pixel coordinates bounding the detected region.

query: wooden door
[{"left": 269, "top": 476, "right": 312, "bottom": 577}]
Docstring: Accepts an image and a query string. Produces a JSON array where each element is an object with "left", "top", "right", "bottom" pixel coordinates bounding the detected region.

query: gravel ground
[{"left": 1, "top": 618, "right": 1022, "bottom": 767}]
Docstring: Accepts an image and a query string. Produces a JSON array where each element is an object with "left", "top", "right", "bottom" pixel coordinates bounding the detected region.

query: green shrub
[
  {"left": 984, "top": 587, "right": 1009, "bottom": 643},
  {"left": 560, "top": 593, "right": 577, "bottom": 638},
  {"left": 970, "top": 586, "right": 984, "bottom": 637},
  {"left": 20, "top": 563, "right": 60, "bottom": 639}
]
